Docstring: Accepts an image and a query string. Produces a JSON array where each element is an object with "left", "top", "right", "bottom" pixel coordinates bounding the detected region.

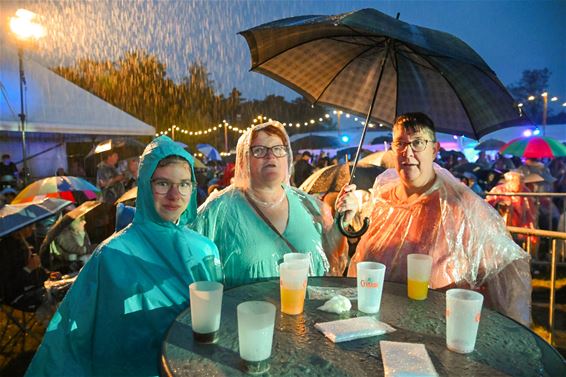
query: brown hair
[
  {"left": 393, "top": 113, "right": 437, "bottom": 141},
  {"left": 251, "top": 123, "right": 288, "bottom": 147},
  {"left": 157, "top": 155, "right": 189, "bottom": 168}
]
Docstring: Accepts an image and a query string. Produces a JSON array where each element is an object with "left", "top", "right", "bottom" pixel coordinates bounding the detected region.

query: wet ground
[{"left": 2, "top": 275, "right": 565, "bottom": 376}]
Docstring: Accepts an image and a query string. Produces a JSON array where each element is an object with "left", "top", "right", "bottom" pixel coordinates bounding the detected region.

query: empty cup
[
  {"left": 446, "top": 289, "right": 484, "bottom": 354},
  {"left": 357, "top": 261, "right": 386, "bottom": 314},
  {"left": 283, "top": 252, "right": 311, "bottom": 273},
  {"left": 279, "top": 261, "right": 309, "bottom": 315},
  {"left": 189, "top": 281, "right": 223, "bottom": 343},
  {"left": 237, "top": 301, "right": 276, "bottom": 374},
  {"left": 407, "top": 254, "right": 433, "bottom": 300}
]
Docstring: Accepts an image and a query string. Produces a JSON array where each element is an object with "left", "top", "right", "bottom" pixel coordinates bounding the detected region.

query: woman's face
[
  {"left": 249, "top": 131, "right": 288, "bottom": 188},
  {"left": 151, "top": 161, "right": 192, "bottom": 222}
]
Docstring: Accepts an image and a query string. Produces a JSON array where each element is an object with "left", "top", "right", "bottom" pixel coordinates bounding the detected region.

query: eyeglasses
[
  {"left": 250, "top": 145, "right": 288, "bottom": 158},
  {"left": 151, "top": 179, "right": 194, "bottom": 196},
  {"left": 391, "top": 138, "right": 434, "bottom": 153}
]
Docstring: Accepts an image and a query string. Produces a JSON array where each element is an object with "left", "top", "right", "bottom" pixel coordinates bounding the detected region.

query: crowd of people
[{"left": 0, "top": 113, "right": 565, "bottom": 376}]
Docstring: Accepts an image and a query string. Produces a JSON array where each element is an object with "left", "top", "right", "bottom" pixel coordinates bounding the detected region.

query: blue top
[{"left": 26, "top": 136, "right": 221, "bottom": 377}]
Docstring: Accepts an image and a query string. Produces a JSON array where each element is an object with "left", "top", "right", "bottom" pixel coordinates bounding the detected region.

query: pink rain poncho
[{"left": 348, "top": 164, "right": 531, "bottom": 325}]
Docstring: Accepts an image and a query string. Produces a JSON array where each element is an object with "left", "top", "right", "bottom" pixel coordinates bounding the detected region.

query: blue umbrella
[
  {"left": 0, "top": 198, "right": 72, "bottom": 237},
  {"left": 196, "top": 144, "right": 222, "bottom": 161}
]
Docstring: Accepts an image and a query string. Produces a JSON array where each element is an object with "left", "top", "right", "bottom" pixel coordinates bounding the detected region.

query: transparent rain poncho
[
  {"left": 26, "top": 136, "right": 222, "bottom": 377},
  {"left": 191, "top": 121, "right": 348, "bottom": 288},
  {"left": 348, "top": 164, "right": 531, "bottom": 325}
]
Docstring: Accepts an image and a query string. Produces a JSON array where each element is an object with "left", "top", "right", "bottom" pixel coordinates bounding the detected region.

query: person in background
[
  {"left": 338, "top": 113, "right": 531, "bottom": 325},
  {"left": 123, "top": 157, "right": 140, "bottom": 190},
  {"left": 476, "top": 151, "right": 491, "bottom": 169},
  {"left": 68, "top": 159, "right": 86, "bottom": 177},
  {"left": 48, "top": 215, "right": 92, "bottom": 273},
  {"left": 95, "top": 151, "right": 125, "bottom": 240},
  {"left": 292, "top": 150, "right": 314, "bottom": 187},
  {"left": 26, "top": 136, "right": 222, "bottom": 377},
  {"left": 192, "top": 121, "right": 355, "bottom": 288},
  {"left": 0, "top": 153, "right": 18, "bottom": 178},
  {"left": 56, "top": 167, "right": 66, "bottom": 176}
]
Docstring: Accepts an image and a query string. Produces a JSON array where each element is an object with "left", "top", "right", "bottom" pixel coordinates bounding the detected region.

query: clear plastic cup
[
  {"left": 189, "top": 281, "right": 223, "bottom": 343},
  {"left": 279, "top": 261, "right": 309, "bottom": 315},
  {"left": 283, "top": 253, "right": 311, "bottom": 274},
  {"left": 237, "top": 301, "right": 276, "bottom": 374},
  {"left": 446, "top": 289, "right": 484, "bottom": 354},
  {"left": 407, "top": 254, "right": 433, "bottom": 300},
  {"left": 356, "top": 262, "right": 386, "bottom": 314}
]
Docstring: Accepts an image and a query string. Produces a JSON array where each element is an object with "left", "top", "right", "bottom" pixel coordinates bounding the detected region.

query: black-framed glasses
[
  {"left": 391, "top": 139, "right": 434, "bottom": 153},
  {"left": 250, "top": 145, "right": 288, "bottom": 158},
  {"left": 151, "top": 179, "right": 194, "bottom": 196}
]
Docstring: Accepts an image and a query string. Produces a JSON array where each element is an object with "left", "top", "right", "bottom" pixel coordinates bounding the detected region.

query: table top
[{"left": 161, "top": 277, "right": 565, "bottom": 376}]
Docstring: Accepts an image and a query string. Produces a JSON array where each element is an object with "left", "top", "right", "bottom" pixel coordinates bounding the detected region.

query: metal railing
[{"left": 507, "top": 226, "right": 566, "bottom": 344}]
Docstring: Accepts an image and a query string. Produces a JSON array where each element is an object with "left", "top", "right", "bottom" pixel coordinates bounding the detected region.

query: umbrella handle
[{"left": 336, "top": 212, "right": 370, "bottom": 238}]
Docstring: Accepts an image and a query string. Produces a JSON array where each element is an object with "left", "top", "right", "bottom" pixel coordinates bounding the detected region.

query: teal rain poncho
[
  {"left": 26, "top": 136, "right": 222, "bottom": 377},
  {"left": 191, "top": 121, "right": 348, "bottom": 288}
]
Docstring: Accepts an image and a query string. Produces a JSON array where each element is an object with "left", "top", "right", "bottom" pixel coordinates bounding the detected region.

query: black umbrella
[
  {"left": 86, "top": 138, "right": 146, "bottom": 160},
  {"left": 370, "top": 135, "right": 392, "bottom": 145},
  {"left": 336, "top": 147, "right": 372, "bottom": 161},
  {"left": 240, "top": 8, "right": 530, "bottom": 236},
  {"left": 291, "top": 135, "right": 342, "bottom": 150},
  {"left": 300, "top": 163, "right": 385, "bottom": 194}
]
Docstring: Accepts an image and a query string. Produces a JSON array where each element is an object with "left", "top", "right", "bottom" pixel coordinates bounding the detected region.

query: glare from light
[
  {"left": 533, "top": 128, "right": 541, "bottom": 136},
  {"left": 10, "top": 9, "right": 46, "bottom": 41},
  {"left": 523, "top": 129, "right": 533, "bottom": 137}
]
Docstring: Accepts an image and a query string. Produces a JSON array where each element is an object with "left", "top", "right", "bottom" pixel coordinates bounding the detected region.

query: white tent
[
  {"left": 0, "top": 45, "right": 155, "bottom": 178},
  {"left": 0, "top": 46, "right": 155, "bottom": 135}
]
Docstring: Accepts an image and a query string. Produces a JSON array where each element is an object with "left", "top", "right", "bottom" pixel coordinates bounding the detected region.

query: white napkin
[
  {"left": 380, "top": 341, "right": 438, "bottom": 377},
  {"left": 317, "top": 295, "right": 352, "bottom": 314},
  {"left": 315, "top": 316, "right": 395, "bottom": 343}
]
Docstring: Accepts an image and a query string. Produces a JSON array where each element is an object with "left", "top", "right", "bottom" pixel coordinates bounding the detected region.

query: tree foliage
[{"left": 52, "top": 50, "right": 333, "bottom": 150}]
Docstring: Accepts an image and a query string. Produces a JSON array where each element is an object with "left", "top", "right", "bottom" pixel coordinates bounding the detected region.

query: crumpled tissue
[
  {"left": 380, "top": 341, "right": 438, "bottom": 377},
  {"left": 315, "top": 316, "right": 395, "bottom": 343},
  {"left": 317, "top": 295, "right": 351, "bottom": 314}
]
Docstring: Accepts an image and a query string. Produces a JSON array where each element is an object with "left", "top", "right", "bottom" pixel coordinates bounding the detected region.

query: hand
[
  {"left": 27, "top": 253, "right": 41, "bottom": 270},
  {"left": 335, "top": 184, "right": 358, "bottom": 225}
]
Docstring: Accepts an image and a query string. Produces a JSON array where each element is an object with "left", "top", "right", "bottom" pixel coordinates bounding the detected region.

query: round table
[{"left": 162, "top": 277, "right": 565, "bottom": 376}]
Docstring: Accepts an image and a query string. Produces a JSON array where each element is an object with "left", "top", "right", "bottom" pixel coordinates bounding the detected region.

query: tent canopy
[{"left": 1, "top": 44, "right": 155, "bottom": 136}]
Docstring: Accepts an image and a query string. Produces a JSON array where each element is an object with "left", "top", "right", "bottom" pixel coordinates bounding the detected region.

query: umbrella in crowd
[
  {"left": 300, "top": 162, "right": 385, "bottom": 194},
  {"left": 336, "top": 147, "right": 372, "bottom": 161},
  {"left": 38, "top": 201, "right": 101, "bottom": 261},
  {"left": 196, "top": 144, "right": 222, "bottom": 161},
  {"left": 370, "top": 135, "right": 393, "bottom": 145},
  {"left": 499, "top": 136, "right": 566, "bottom": 159},
  {"left": 0, "top": 198, "right": 72, "bottom": 237},
  {"left": 360, "top": 150, "right": 396, "bottom": 168},
  {"left": 291, "top": 135, "right": 342, "bottom": 150},
  {"left": 240, "top": 8, "right": 528, "bottom": 236},
  {"left": 115, "top": 186, "right": 137, "bottom": 204},
  {"left": 86, "top": 138, "right": 146, "bottom": 160},
  {"left": 174, "top": 142, "right": 207, "bottom": 168},
  {"left": 11, "top": 176, "right": 100, "bottom": 204},
  {"left": 475, "top": 139, "right": 506, "bottom": 151}
]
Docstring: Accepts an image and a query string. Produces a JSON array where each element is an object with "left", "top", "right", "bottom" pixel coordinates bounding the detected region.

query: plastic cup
[
  {"left": 356, "top": 262, "right": 386, "bottom": 314},
  {"left": 189, "top": 281, "right": 223, "bottom": 343},
  {"left": 283, "top": 253, "right": 311, "bottom": 274},
  {"left": 279, "top": 261, "right": 309, "bottom": 315},
  {"left": 407, "top": 254, "right": 433, "bottom": 300},
  {"left": 446, "top": 289, "right": 484, "bottom": 354},
  {"left": 237, "top": 301, "right": 276, "bottom": 374}
]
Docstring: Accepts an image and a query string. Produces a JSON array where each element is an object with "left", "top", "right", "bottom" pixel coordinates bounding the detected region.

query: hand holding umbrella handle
[{"left": 336, "top": 212, "right": 370, "bottom": 238}]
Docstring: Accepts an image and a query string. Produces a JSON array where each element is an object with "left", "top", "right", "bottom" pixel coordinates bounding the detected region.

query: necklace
[{"left": 247, "top": 189, "right": 286, "bottom": 208}]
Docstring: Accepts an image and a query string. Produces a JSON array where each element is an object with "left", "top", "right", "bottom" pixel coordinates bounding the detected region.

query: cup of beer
[
  {"left": 283, "top": 252, "right": 311, "bottom": 274},
  {"left": 279, "top": 261, "right": 308, "bottom": 315},
  {"left": 446, "top": 289, "right": 484, "bottom": 354},
  {"left": 237, "top": 301, "right": 276, "bottom": 374},
  {"left": 356, "top": 261, "right": 386, "bottom": 314},
  {"left": 407, "top": 254, "right": 433, "bottom": 300},
  {"left": 189, "top": 281, "right": 223, "bottom": 343}
]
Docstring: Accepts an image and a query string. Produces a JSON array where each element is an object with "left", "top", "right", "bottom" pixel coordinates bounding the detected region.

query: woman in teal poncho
[
  {"left": 26, "top": 136, "right": 222, "bottom": 377},
  {"left": 191, "top": 121, "right": 352, "bottom": 288}
]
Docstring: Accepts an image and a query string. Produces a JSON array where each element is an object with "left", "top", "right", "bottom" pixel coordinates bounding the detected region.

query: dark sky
[{"left": 1, "top": 0, "right": 564, "bottom": 114}]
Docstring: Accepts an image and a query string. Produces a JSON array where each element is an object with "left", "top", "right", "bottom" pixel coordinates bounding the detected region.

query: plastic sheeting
[
  {"left": 348, "top": 164, "right": 531, "bottom": 325},
  {"left": 26, "top": 136, "right": 221, "bottom": 376},
  {"left": 192, "top": 121, "right": 347, "bottom": 288}
]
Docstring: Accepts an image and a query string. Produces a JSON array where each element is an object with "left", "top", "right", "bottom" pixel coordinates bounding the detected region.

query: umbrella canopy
[
  {"left": 360, "top": 150, "right": 396, "bottom": 168},
  {"left": 300, "top": 162, "right": 385, "bottom": 193},
  {"left": 370, "top": 135, "right": 392, "bottom": 145},
  {"left": 291, "top": 135, "right": 342, "bottom": 150},
  {"left": 196, "top": 144, "right": 222, "bottom": 161},
  {"left": 12, "top": 176, "right": 100, "bottom": 204},
  {"left": 336, "top": 147, "right": 372, "bottom": 161},
  {"left": 38, "top": 201, "right": 101, "bottom": 256},
  {"left": 240, "top": 8, "right": 529, "bottom": 141},
  {"left": 475, "top": 139, "right": 506, "bottom": 151},
  {"left": 499, "top": 136, "right": 566, "bottom": 159},
  {"left": 452, "top": 162, "right": 485, "bottom": 175},
  {"left": 0, "top": 198, "right": 72, "bottom": 237},
  {"left": 115, "top": 186, "right": 138, "bottom": 204},
  {"left": 86, "top": 138, "right": 146, "bottom": 160}
]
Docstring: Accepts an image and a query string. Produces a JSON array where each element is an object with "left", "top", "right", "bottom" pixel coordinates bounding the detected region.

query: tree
[{"left": 507, "top": 68, "right": 551, "bottom": 124}]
